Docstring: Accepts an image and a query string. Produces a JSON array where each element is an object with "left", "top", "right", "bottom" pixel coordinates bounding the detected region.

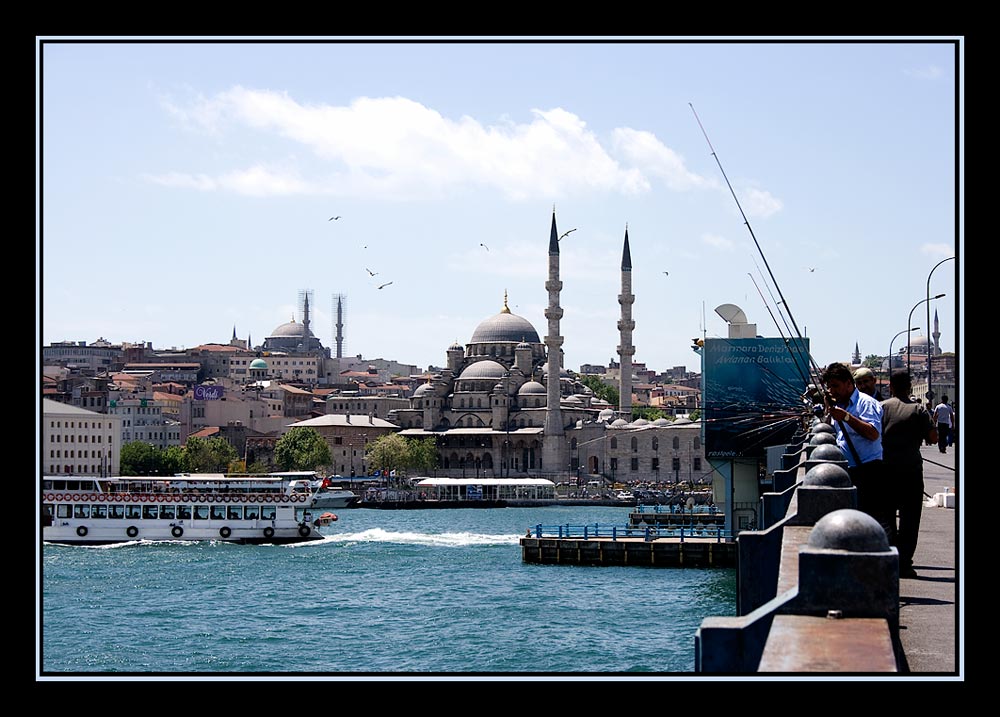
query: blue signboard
[{"left": 702, "top": 337, "right": 810, "bottom": 458}]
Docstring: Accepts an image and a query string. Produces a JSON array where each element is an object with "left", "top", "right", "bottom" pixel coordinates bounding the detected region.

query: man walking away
[
  {"left": 881, "top": 371, "right": 937, "bottom": 579},
  {"left": 933, "top": 395, "right": 955, "bottom": 454}
]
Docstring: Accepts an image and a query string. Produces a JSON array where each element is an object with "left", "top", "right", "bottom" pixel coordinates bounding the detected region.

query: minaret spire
[
  {"left": 543, "top": 210, "right": 566, "bottom": 473},
  {"left": 618, "top": 225, "right": 635, "bottom": 417},
  {"left": 932, "top": 309, "right": 941, "bottom": 355}
]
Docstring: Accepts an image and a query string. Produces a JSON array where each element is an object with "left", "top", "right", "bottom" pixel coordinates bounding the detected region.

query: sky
[{"left": 37, "top": 38, "right": 962, "bottom": 377}]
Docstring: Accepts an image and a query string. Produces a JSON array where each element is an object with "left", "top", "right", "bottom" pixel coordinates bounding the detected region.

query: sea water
[{"left": 39, "top": 506, "right": 735, "bottom": 677}]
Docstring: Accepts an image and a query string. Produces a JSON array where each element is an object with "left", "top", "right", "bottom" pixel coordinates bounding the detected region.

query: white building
[{"left": 42, "top": 398, "right": 123, "bottom": 476}]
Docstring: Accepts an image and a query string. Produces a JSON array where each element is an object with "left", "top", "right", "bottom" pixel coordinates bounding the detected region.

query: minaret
[
  {"left": 932, "top": 309, "right": 941, "bottom": 356},
  {"left": 302, "top": 293, "right": 311, "bottom": 338},
  {"left": 542, "top": 210, "right": 566, "bottom": 474},
  {"left": 335, "top": 295, "right": 345, "bottom": 359},
  {"left": 617, "top": 226, "right": 635, "bottom": 417},
  {"left": 852, "top": 342, "right": 861, "bottom": 366}
]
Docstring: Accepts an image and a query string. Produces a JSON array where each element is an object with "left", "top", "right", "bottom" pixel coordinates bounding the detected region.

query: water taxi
[{"left": 42, "top": 472, "right": 327, "bottom": 545}]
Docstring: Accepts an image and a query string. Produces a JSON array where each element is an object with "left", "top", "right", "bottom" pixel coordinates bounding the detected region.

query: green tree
[
  {"left": 120, "top": 441, "right": 162, "bottom": 475},
  {"left": 632, "top": 406, "right": 668, "bottom": 421},
  {"left": 863, "top": 354, "right": 883, "bottom": 369},
  {"left": 161, "top": 445, "right": 187, "bottom": 475},
  {"left": 185, "top": 436, "right": 239, "bottom": 473},
  {"left": 365, "top": 433, "right": 409, "bottom": 475},
  {"left": 404, "top": 437, "right": 438, "bottom": 474},
  {"left": 579, "top": 374, "right": 619, "bottom": 408},
  {"left": 688, "top": 408, "right": 701, "bottom": 422},
  {"left": 273, "top": 427, "right": 332, "bottom": 472}
]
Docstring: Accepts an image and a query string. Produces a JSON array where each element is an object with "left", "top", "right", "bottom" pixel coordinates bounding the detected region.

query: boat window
[
  {"left": 177, "top": 505, "right": 192, "bottom": 519},
  {"left": 92, "top": 504, "right": 107, "bottom": 519},
  {"left": 194, "top": 505, "right": 210, "bottom": 520},
  {"left": 57, "top": 504, "right": 72, "bottom": 518},
  {"left": 159, "top": 504, "right": 175, "bottom": 520},
  {"left": 211, "top": 505, "right": 226, "bottom": 520},
  {"left": 74, "top": 505, "right": 90, "bottom": 519},
  {"left": 125, "top": 505, "right": 142, "bottom": 520},
  {"left": 228, "top": 505, "right": 242, "bottom": 520},
  {"left": 143, "top": 505, "right": 158, "bottom": 519},
  {"left": 108, "top": 504, "right": 124, "bottom": 519},
  {"left": 261, "top": 506, "right": 276, "bottom": 520},
  {"left": 245, "top": 506, "right": 260, "bottom": 520}
]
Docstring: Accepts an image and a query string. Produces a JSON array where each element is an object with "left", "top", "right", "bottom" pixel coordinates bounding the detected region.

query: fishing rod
[
  {"left": 703, "top": 331, "right": 814, "bottom": 401},
  {"left": 690, "top": 103, "right": 826, "bottom": 389},
  {"left": 746, "top": 271, "right": 814, "bottom": 391}
]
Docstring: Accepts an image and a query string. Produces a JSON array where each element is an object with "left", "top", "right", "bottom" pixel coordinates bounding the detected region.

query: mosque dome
[
  {"left": 458, "top": 360, "right": 507, "bottom": 381},
  {"left": 249, "top": 358, "right": 268, "bottom": 370},
  {"left": 610, "top": 418, "right": 629, "bottom": 428},
  {"left": 673, "top": 417, "right": 693, "bottom": 425},
  {"left": 541, "top": 362, "right": 571, "bottom": 379},
  {"left": 563, "top": 395, "right": 584, "bottom": 405},
  {"left": 449, "top": 341, "right": 464, "bottom": 352},
  {"left": 268, "top": 317, "right": 313, "bottom": 339},
  {"left": 470, "top": 310, "right": 541, "bottom": 344},
  {"left": 631, "top": 418, "right": 649, "bottom": 427},
  {"left": 518, "top": 381, "right": 547, "bottom": 395},
  {"left": 652, "top": 418, "right": 670, "bottom": 427},
  {"left": 598, "top": 408, "right": 616, "bottom": 422},
  {"left": 516, "top": 340, "right": 532, "bottom": 350},
  {"left": 412, "top": 383, "right": 433, "bottom": 398}
]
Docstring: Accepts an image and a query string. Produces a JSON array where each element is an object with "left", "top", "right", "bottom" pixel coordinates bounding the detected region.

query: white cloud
[
  {"left": 904, "top": 66, "right": 944, "bottom": 80},
  {"left": 153, "top": 87, "right": 708, "bottom": 200},
  {"left": 612, "top": 127, "right": 713, "bottom": 191},
  {"left": 702, "top": 233, "right": 735, "bottom": 251},
  {"left": 740, "top": 187, "right": 783, "bottom": 219},
  {"left": 920, "top": 243, "right": 955, "bottom": 260}
]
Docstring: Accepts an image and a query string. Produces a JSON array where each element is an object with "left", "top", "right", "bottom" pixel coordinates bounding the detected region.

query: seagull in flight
[
  {"left": 806, "top": 267, "right": 817, "bottom": 272},
  {"left": 377, "top": 281, "right": 393, "bottom": 290},
  {"left": 558, "top": 228, "right": 577, "bottom": 241},
  {"left": 480, "top": 243, "right": 489, "bottom": 252},
  {"left": 329, "top": 216, "right": 341, "bottom": 221},
  {"left": 366, "top": 268, "right": 378, "bottom": 277},
  {"left": 663, "top": 271, "right": 669, "bottom": 276}
]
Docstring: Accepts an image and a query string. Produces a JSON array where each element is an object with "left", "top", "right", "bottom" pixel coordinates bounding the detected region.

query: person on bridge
[
  {"left": 881, "top": 371, "right": 937, "bottom": 579},
  {"left": 822, "top": 362, "right": 889, "bottom": 538},
  {"left": 932, "top": 396, "right": 955, "bottom": 454}
]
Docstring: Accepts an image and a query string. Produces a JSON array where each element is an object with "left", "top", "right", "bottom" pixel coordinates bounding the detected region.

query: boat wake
[{"left": 305, "top": 528, "right": 521, "bottom": 547}]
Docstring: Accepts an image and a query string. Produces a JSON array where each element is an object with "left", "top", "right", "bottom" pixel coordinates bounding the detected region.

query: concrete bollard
[
  {"left": 795, "top": 509, "right": 899, "bottom": 627},
  {"left": 791, "top": 462, "right": 857, "bottom": 526}
]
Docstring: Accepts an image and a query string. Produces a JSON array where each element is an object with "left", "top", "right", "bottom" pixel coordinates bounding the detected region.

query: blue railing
[
  {"left": 527, "top": 524, "right": 734, "bottom": 542},
  {"left": 634, "top": 504, "right": 721, "bottom": 515}
]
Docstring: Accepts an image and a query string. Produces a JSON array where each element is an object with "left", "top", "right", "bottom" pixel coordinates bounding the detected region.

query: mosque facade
[{"left": 394, "top": 213, "right": 708, "bottom": 486}]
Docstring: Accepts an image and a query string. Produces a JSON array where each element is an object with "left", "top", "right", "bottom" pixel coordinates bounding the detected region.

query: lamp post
[
  {"left": 926, "top": 257, "right": 955, "bottom": 401},
  {"left": 908, "top": 294, "right": 945, "bottom": 373},
  {"left": 888, "top": 327, "right": 919, "bottom": 381}
]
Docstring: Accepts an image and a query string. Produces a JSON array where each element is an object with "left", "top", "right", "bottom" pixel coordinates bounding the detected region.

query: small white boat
[
  {"left": 42, "top": 472, "right": 328, "bottom": 546},
  {"left": 293, "top": 476, "right": 360, "bottom": 509}
]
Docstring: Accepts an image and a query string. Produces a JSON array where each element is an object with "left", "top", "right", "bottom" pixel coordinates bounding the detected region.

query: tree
[
  {"left": 273, "top": 427, "right": 332, "bottom": 472},
  {"left": 579, "top": 374, "right": 619, "bottom": 408},
  {"left": 404, "top": 437, "right": 438, "bottom": 474},
  {"left": 863, "top": 354, "right": 883, "bottom": 370},
  {"left": 185, "top": 436, "right": 239, "bottom": 473},
  {"left": 632, "top": 406, "right": 668, "bottom": 421},
  {"left": 688, "top": 408, "right": 702, "bottom": 422},
  {"left": 365, "top": 433, "right": 409, "bottom": 475},
  {"left": 120, "top": 441, "right": 162, "bottom": 475}
]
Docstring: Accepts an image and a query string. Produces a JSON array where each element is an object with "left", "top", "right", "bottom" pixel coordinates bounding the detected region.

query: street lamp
[
  {"left": 888, "top": 327, "right": 919, "bottom": 380},
  {"left": 908, "top": 294, "right": 945, "bottom": 373},
  {"left": 926, "top": 256, "right": 955, "bottom": 401}
]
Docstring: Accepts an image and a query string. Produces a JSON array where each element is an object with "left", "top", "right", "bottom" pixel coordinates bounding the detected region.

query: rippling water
[{"left": 40, "top": 506, "right": 735, "bottom": 677}]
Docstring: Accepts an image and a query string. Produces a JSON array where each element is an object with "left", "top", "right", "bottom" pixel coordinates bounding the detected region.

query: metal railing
[{"left": 527, "top": 523, "right": 734, "bottom": 542}]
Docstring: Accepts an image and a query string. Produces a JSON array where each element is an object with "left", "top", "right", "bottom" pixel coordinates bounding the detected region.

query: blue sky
[{"left": 37, "top": 38, "right": 962, "bottom": 376}]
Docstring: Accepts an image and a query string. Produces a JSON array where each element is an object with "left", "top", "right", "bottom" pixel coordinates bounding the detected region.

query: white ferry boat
[
  {"left": 291, "top": 476, "right": 360, "bottom": 509},
  {"left": 42, "top": 472, "right": 328, "bottom": 546}
]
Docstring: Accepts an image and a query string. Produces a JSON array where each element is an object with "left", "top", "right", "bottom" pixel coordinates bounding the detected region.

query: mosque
[{"left": 393, "top": 212, "right": 706, "bottom": 486}]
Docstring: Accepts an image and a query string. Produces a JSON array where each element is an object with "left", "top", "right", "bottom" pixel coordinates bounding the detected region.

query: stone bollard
[
  {"left": 800, "top": 443, "right": 849, "bottom": 472},
  {"left": 795, "top": 509, "right": 899, "bottom": 627},
  {"left": 791, "top": 462, "right": 857, "bottom": 525},
  {"left": 811, "top": 422, "right": 835, "bottom": 434}
]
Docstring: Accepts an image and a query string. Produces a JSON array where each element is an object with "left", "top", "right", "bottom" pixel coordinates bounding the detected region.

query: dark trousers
[
  {"left": 891, "top": 464, "right": 924, "bottom": 569},
  {"left": 937, "top": 423, "right": 950, "bottom": 453},
  {"left": 848, "top": 459, "right": 894, "bottom": 544}
]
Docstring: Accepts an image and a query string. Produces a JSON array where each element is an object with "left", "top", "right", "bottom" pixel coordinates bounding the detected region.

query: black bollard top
[
  {"left": 807, "top": 508, "right": 889, "bottom": 552},
  {"left": 802, "top": 462, "right": 852, "bottom": 488},
  {"left": 809, "top": 432, "right": 837, "bottom": 446},
  {"left": 812, "top": 422, "right": 835, "bottom": 434}
]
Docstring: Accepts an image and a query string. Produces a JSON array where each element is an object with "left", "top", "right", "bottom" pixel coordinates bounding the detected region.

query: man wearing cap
[{"left": 853, "top": 366, "right": 883, "bottom": 400}]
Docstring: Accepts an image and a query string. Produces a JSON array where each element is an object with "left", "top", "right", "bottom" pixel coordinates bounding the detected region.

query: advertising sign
[
  {"left": 702, "top": 337, "right": 810, "bottom": 458},
  {"left": 194, "top": 384, "right": 225, "bottom": 401}
]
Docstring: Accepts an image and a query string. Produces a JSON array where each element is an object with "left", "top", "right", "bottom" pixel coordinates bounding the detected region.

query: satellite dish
[{"left": 715, "top": 303, "right": 748, "bottom": 324}]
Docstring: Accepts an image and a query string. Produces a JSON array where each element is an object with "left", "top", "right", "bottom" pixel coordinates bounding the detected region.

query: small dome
[
  {"left": 598, "top": 408, "right": 616, "bottom": 421},
  {"left": 516, "top": 340, "right": 532, "bottom": 350},
  {"left": 652, "top": 418, "right": 670, "bottom": 426},
  {"left": 449, "top": 341, "right": 464, "bottom": 352},
  {"left": 268, "top": 318, "right": 313, "bottom": 339},
  {"left": 541, "top": 362, "right": 571, "bottom": 379},
  {"left": 412, "top": 383, "right": 433, "bottom": 398},
  {"left": 458, "top": 360, "right": 507, "bottom": 381},
  {"left": 249, "top": 358, "right": 268, "bottom": 370},
  {"left": 610, "top": 418, "right": 629, "bottom": 428},
  {"left": 673, "top": 417, "right": 693, "bottom": 425},
  {"left": 631, "top": 418, "right": 649, "bottom": 427},
  {"left": 563, "top": 396, "right": 583, "bottom": 405},
  {"left": 518, "top": 381, "right": 546, "bottom": 395}
]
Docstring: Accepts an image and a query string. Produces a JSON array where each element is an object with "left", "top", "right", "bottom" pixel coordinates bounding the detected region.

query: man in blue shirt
[{"left": 822, "top": 362, "right": 889, "bottom": 539}]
